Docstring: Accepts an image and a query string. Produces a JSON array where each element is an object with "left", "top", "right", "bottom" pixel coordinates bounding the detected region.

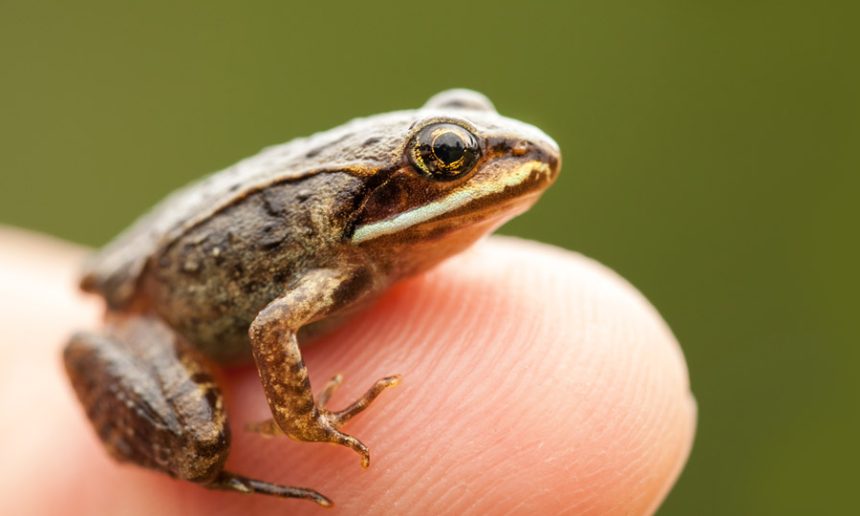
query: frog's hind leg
[{"left": 62, "top": 316, "right": 332, "bottom": 507}]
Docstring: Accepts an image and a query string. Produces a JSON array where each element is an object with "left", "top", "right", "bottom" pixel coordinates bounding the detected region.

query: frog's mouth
[{"left": 351, "top": 159, "right": 555, "bottom": 244}]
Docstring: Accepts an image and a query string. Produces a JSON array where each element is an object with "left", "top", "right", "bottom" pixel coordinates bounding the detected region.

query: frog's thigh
[
  {"left": 249, "top": 268, "right": 400, "bottom": 468},
  {"left": 63, "top": 316, "right": 331, "bottom": 506}
]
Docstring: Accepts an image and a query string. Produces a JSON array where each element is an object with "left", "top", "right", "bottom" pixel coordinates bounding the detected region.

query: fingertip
[
  {"left": 3, "top": 228, "right": 694, "bottom": 515},
  {"left": 223, "top": 236, "right": 694, "bottom": 514}
]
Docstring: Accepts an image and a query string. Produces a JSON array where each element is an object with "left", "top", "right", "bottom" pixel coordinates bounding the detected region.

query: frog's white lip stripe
[{"left": 351, "top": 161, "right": 551, "bottom": 244}]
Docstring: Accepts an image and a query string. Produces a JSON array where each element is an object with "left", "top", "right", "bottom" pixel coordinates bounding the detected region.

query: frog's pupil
[{"left": 433, "top": 132, "right": 465, "bottom": 164}]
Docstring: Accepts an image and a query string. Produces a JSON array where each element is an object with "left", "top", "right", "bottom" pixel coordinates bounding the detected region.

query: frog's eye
[{"left": 409, "top": 123, "right": 481, "bottom": 180}]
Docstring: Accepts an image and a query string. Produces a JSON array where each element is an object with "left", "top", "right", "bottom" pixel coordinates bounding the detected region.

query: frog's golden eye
[{"left": 409, "top": 123, "right": 481, "bottom": 180}]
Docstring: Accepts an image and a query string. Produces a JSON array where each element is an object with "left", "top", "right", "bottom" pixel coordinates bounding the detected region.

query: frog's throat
[{"left": 350, "top": 160, "right": 551, "bottom": 244}]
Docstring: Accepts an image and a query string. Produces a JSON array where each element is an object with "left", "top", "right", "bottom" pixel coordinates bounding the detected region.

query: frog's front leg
[{"left": 249, "top": 267, "right": 401, "bottom": 467}]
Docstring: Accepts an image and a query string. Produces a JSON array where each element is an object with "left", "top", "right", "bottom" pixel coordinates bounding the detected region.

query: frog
[{"left": 63, "top": 89, "right": 561, "bottom": 507}]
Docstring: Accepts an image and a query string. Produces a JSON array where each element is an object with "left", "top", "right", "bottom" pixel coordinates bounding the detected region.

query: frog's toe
[
  {"left": 209, "top": 472, "right": 333, "bottom": 507},
  {"left": 327, "top": 374, "right": 402, "bottom": 426},
  {"left": 258, "top": 373, "right": 399, "bottom": 467},
  {"left": 318, "top": 373, "right": 344, "bottom": 408},
  {"left": 327, "top": 429, "right": 371, "bottom": 468},
  {"left": 245, "top": 418, "right": 283, "bottom": 437}
]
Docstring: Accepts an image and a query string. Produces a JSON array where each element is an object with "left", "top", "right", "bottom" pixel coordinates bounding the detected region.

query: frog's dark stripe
[
  {"left": 351, "top": 160, "right": 552, "bottom": 243},
  {"left": 342, "top": 164, "right": 403, "bottom": 241}
]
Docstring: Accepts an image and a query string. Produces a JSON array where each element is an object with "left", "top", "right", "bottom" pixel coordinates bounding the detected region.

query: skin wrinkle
[{"left": 0, "top": 229, "right": 694, "bottom": 515}]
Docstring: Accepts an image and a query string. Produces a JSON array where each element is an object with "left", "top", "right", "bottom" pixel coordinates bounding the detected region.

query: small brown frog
[{"left": 63, "top": 89, "right": 560, "bottom": 506}]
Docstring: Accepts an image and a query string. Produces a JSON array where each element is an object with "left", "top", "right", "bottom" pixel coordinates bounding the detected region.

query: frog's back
[{"left": 81, "top": 111, "right": 415, "bottom": 308}]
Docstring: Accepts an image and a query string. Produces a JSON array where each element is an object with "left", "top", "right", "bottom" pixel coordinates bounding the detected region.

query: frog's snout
[{"left": 512, "top": 137, "right": 561, "bottom": 182}]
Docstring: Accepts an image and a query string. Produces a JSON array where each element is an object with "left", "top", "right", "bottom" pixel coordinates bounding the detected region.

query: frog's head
[{"left": 349, "top": 89, "right": 561, "bottom": 277}]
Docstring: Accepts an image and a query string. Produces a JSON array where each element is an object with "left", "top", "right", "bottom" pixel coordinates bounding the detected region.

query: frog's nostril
[{"left": 512, "top": 141, "right": 529, "bottom": 157}]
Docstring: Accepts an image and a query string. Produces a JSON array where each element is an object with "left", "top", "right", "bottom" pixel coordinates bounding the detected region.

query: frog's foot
[
  {"left": 303, "top": 373, "right": 401, "bottom": 468},
  {"left": 248, "top": 374, "right": 401, "bottom": 468},
  {"left": 247, "top": 373, "right": 346, "bottom": 434}
]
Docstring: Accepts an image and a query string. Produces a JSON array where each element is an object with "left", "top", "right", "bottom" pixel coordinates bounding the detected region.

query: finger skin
[{"left": 0, "top": 227, "right": 695, "bottom": 515}]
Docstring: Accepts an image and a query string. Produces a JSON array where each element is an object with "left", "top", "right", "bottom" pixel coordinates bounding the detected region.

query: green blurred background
[{"left": 2, "top": 1, "right": 857, "bottom": 513}]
